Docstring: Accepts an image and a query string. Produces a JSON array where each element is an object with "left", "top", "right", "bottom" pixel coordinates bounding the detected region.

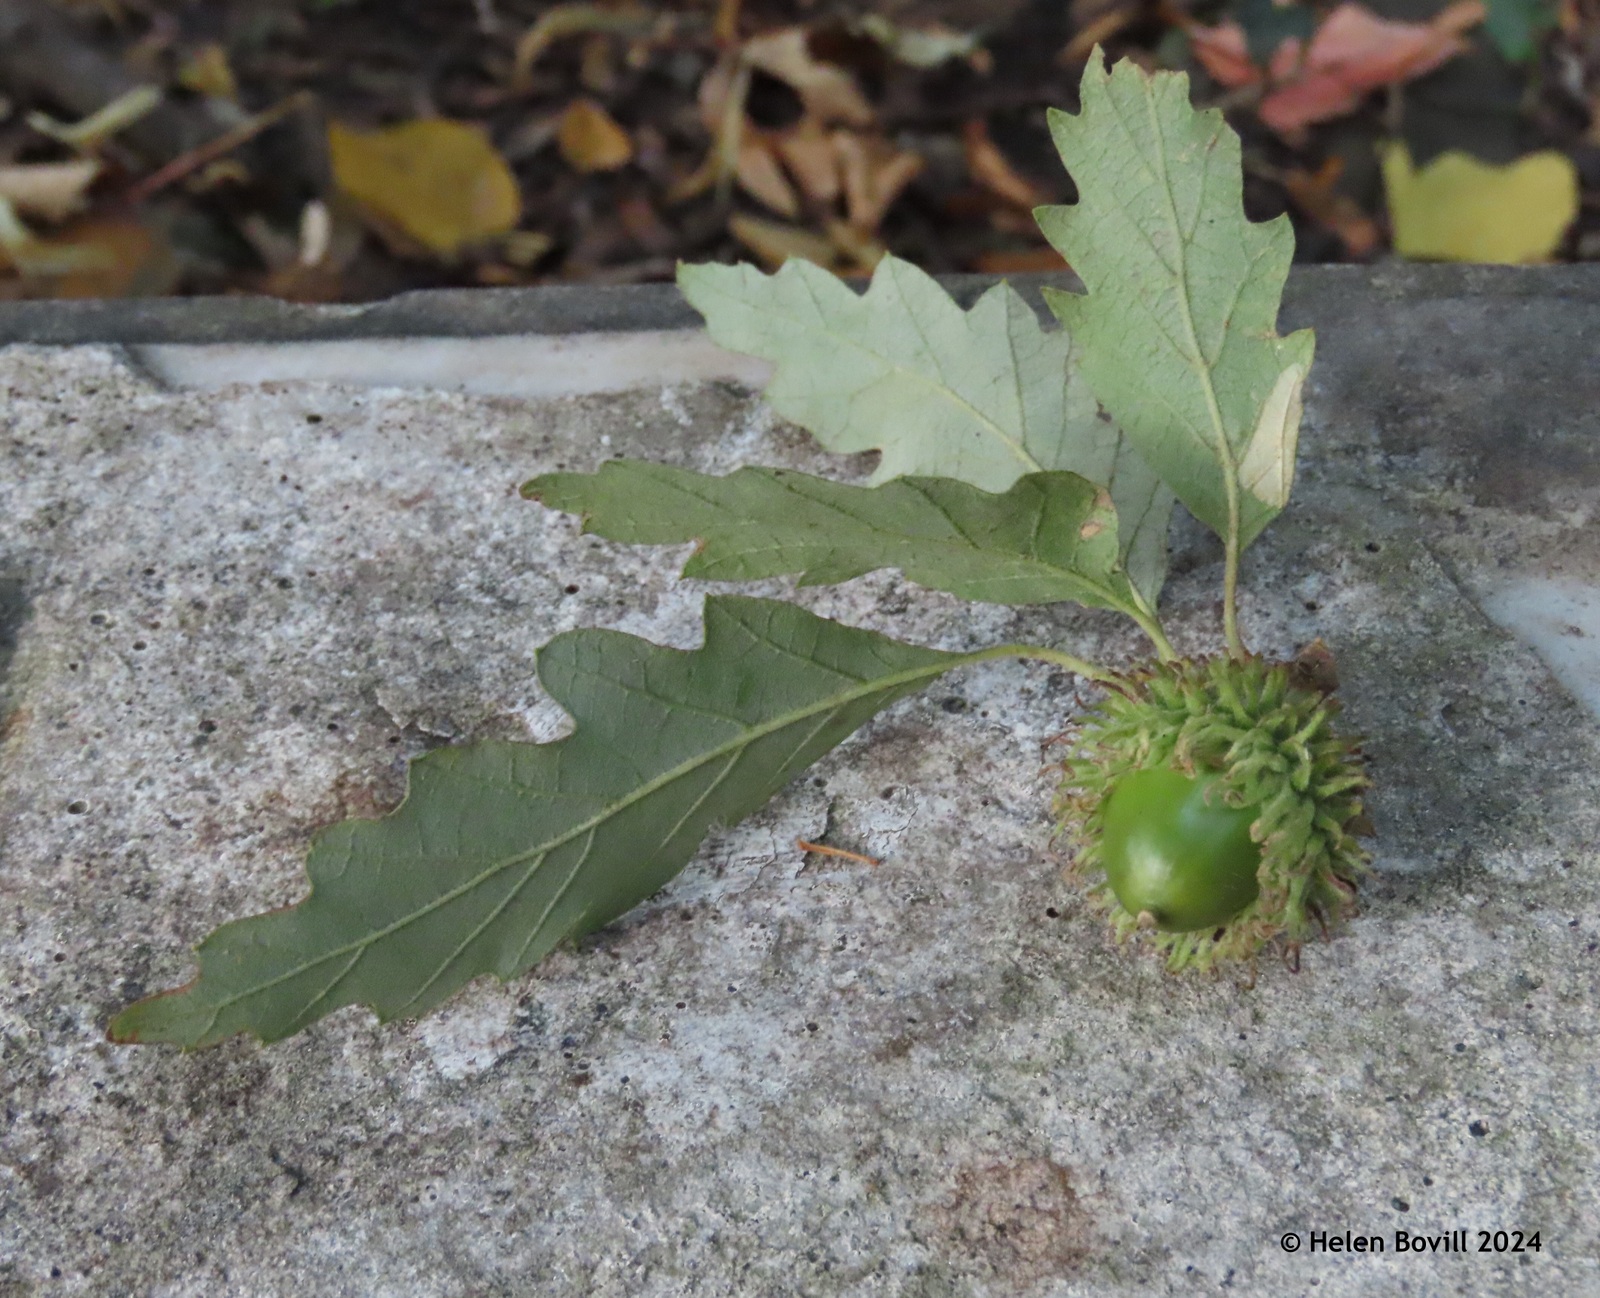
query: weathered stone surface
[{"left": 2, "top": 269, "right": 1599, "bottom": 1297}]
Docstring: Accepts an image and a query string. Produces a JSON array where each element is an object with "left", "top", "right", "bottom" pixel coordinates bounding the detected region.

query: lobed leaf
[
  {"left": 1035, "top": 55, "right": 1314, "bottom": 548},
  {"left": 109, "top": 598, "right": 974, "bottom": 1048},
  {"left": 527, "top": 462, "right": 1148, "bottom": 615},
  {"left": 678, "top": 252, "right": 1174, "bottom": 605}
]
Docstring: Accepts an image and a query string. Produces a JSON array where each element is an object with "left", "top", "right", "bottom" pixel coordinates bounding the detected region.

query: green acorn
[{"left": 1055, "top": 645, "right": 1372, "bottom": 972}]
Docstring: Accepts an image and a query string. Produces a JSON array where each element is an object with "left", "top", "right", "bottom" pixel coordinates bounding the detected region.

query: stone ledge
[{"left": 1, "top": 269, "right": 1599, "bottom": 1297}]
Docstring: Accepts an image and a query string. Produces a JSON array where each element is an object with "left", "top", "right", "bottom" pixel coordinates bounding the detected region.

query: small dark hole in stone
[
  {"left": 89, "top": 613, "right": 108, "bottom": 626},
  {"left": 1303, "top": 601, "right": 1319, "bottom": 612},
  {"left": 1423, "top": 1175, "right": 1434, "bottom": 1186},
  {"left": 564, "top": 583, "right": 580, "bottom": 594},
  {"left": 306, "top": 413, "right": 323, "bottom": 424},
  {"left": 199, "top": 719, "right": 217, "bottom": 733},
  {"left": 1365, "top": 541, "right": 1381, "bottom": 553},
  {"left": 1045, "top": 907, "right": 1059, "bottom": 918},
  {"left": 132, "top": 640, "right": 147, "bottom": 651},
  {"left": 68, "top": 663, "right": 79, "bottom": 672},
  {"left": 53, "top": 952, "right": 65, "bottom": 962},
  {"left": 1392, "top": 1197, "right": 1410, "bottom": 1212},
  {"left": 280, "top": 474, "right": 289, "bottom": 484},
  {"left": 940, "top": 696, "right": 967, "bottom": 713},
  {"left": 66, "top": 800, "right": 88, "bottom": 814},
  {"left": 327, "top": 722, "right": 340, "bottom": 732},
  {"left": 387, "top": 735, "right": 401, "bottom": 744},
  {"left": 1454, "top": 1042, "right": 1466, "bottom": 1052},
  {"left": 880, "top": 786, "right": 896, "bottom": 799},
  {"left": 805, "top": 1022, "right": 818, "bottom": 1032},
  {"left": 277, "top": 577, "right": 293, "bottom": 589},
  {"left": 1468, "top": 1120, "right": 1489, "bottom": 1137},
  {"left": 143, "top": 566, "right": 156, "bottom": 577},
  {"left": 675, "top": 1001, "right": 686, "bottom": 1009}
]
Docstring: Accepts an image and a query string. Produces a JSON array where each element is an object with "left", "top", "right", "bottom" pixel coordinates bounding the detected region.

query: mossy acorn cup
[{"left": 1056, "top": 647, "right": 1373, "bottom": 971}]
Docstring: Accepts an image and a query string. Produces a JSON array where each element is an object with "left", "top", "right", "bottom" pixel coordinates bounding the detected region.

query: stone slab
[{"left": 2, "top": 268, "right": 1599, "bottom": 1297}]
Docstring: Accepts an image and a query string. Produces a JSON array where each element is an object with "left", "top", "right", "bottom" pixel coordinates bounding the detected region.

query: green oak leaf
[
  {"left": 679, "top": 253, "right": 1173, "bottom": 605},
  {"left": 1035, "top": 55, "right": 1315, "bottom": 550},
  {"left": 109, "top": 598, "right": 976, "bottom": 1048},
  {"left": 527, "top": 463, "right": 1148, "bottom": 616}
]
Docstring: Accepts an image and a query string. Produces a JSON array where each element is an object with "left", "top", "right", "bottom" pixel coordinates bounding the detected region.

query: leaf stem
[
  {"left": 1125, "top": 587, "right": 1178, "bottom": 663},
  {"left": 1222, "top": 520, "right": 1245, "bottom": 660},
  {"left": 973, "top": 642, "right": 1119, "bottom": 685}
]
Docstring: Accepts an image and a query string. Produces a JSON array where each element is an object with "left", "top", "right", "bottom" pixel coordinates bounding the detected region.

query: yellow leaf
[
  {"left": 1381, "top": 142, "right": 1578, "bottom": 264},
  {"left": 328, "top": 118, "right": 522, "bottom": 260},
  {"left": 557, "top": 98, "right": 634, "bottom": 173},
  {"left": 178, "top": 42, "right": 239, "bottom": 100}
]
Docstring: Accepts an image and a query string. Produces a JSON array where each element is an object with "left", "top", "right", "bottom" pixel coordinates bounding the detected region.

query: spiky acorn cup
[{"left": 1054, "top": 647, "right": 1372, "bottom": 972}]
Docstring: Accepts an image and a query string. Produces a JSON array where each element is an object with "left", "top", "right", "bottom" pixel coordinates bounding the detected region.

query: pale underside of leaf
[
  {"left": 677, "top": 252, "right": 1174, "bottom": 604},
  {"left": 1034, "top": 55, "right": 1314, "bottom": 548},
  {"left": 1238, "top": 361, "right": 1307, "bottom": 510},
  {"left": 108, "top": 598, "right": 974, "bottom": 1048},
  {"left": 528, "top": 462, "right": 1144, "bottom": 614}
]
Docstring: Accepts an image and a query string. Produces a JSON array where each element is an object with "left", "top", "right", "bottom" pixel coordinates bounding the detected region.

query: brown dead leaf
[
  {"left": 1058, "top": 8, "right": 1136, "bottom": 66},
  {"left": 558, "top": 98, "right": 634, "bottom": 172},
  {"left": 744, "top": 28, "right": 874, "bottom": 127},
  {"left": 1282, "top": 158, "right": 1381, "bottom": 258},
  {"left": 774, "top": 118, "right": 841, "bottom": 205},
  {"left": 962, "top": 120, "right": 1050, "bottom": 209},
  {"left": 0, "top": 160, "right": 100, "bottom": 222},
  {"left": 512, "top": 4, "right": 653, "bottom": 86},
  {"left": 28, "top": 217, "right": 174, "bottom": 297},
  {"left": 835, "top": 131, "right": 923, "bottom": 232},
  {"left": 971, "top": 246, "right": 1070, "bottom": 273},
  {"left": 736, "top": 134, "right": 801, "bottom": 216},
  {"left": 729, "top": 212, "right": 839, "bottom": 268},
  {"left": 616, "top": 195, "right": 674, "bottom": 252},
  {"left": 824, "top": 218, "right": 885, "bottom": 271}
]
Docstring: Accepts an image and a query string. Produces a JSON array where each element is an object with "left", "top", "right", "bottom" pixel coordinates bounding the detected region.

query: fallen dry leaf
[
  {"left": 962, "top": 120, "right": 1050, "bottom": 209},
  {"left": 0, "top": 160, "right": 100, "bottom": 222},
  {"left": 1191, "top": 1, "right": 1485, "bottom": 136},
  {"left": 970, "top": 247, "right": 1071, "bottom": 273},
  {"left": 557, "top": 98, "right": 634, "bottom": 172},
  {"left": 1282, "top": 158, "right": 1381, "bottom": 258},
  {"left": 1381, "top": 141, "right": 1578, "bottom": 262},
  {"left": 835, "top": 131, "right": 923, "bottom": 231},
  {"left": 744, "top": 28, "right": 875, "bottom": 127},
  {"left": 328, "top": 118, "right": 522, "bottom": 259},
  {"left": 178, "top": 42, "right": 238, "bottom": 101},
  {"left": 27, "top": 84, "right": 163, "bottom": 152},
  {"left": 512, "top": 4, "right": 654, "bottom": 86},
  {"left": 858, "top": 15, "right": 983, "bottom": 68},
  {"left": 773, "top": 118, "right": 841, "bottom": 205},
  {"left": 729, "top": 212, "right": 839, "bottom": 268},
  {"left": 736, "top": 135, "right": 801, "bottom": 217}
]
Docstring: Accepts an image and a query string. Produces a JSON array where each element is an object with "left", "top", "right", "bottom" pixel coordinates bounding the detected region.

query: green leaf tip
[
  {"left": 1035, "top": 52, "right": 1314, "bottom": 550},
  {"left": 109, "top": 597, "right": 975, "bottom": 1048}
]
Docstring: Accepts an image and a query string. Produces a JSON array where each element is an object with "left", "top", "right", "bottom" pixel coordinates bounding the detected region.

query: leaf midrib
[{"left": 191, "top": 642, "right": 974, "bottom": 1028}]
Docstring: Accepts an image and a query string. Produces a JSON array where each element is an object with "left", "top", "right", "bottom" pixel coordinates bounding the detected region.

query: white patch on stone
[
  {"left": 414, "top": 984, "right": 520, "bottom": 1080},
  {"left": 1475, "top": 574, "right": 1600, "bottom": 720}
]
